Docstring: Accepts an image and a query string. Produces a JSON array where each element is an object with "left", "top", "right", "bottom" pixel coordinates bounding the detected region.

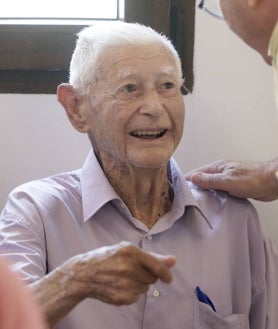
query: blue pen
[{"left": 195, "top": 286, "right": 217, "bottom": 312}]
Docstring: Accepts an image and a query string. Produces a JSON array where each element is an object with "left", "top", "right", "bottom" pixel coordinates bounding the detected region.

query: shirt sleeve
[{"left": 0, "top": 185, "right": 47, "bottom": 284}]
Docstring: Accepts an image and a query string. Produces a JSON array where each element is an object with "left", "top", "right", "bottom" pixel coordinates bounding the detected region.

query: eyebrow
[
  {"left": 158, "top": 66, "right": 178, "bottom": 77},
  {"left": 116, "top": 68, "right": 134, "bottom": 81},
  {"left": 116, "top": 66, "right": 179, "bottom": 81}
]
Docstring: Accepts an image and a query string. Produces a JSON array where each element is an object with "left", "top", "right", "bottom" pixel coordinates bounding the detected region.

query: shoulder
[
  {"left": 187, "top": 181, "right": 261, "bottom": 229},
  {"left": 2, "top": 170, "right": 82, "bottom": 223},
  {"left": 10, "top": 169, "right": 81, "bottom": 201},
  {"left": 188, "top": 181, "right": 254, "bottom": 208}
]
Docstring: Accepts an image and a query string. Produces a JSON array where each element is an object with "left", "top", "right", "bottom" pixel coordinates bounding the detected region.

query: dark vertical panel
[
  {"left": 170, "top": 4, "right": 182, "bottom": 54},
  {"left": 125, "top": 0, "right": 171, "bottom": 36},
  {"left": 171, "top": 0, "right": 195, "bottom": 93}
]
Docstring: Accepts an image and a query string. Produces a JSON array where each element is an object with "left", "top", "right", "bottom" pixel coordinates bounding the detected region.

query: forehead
[{"left": 96, "top": 43, "right": 178, "bottom": 79}]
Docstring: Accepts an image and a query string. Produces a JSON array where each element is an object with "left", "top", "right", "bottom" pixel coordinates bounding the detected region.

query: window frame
[{"left": 0, "top": 0, "right": 195, "bottom": 94}]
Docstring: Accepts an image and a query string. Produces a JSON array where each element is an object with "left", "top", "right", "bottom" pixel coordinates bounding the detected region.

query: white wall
[
  {"left": 1, "top": 10, "right": 278, "bottom": 242},
  {"left": 175, "top": 11, "right": 278, "bottom": 241}
]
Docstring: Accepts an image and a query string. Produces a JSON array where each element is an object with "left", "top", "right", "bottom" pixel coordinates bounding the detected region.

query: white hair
[{"left": 69, "top": 21, "right": 183, "bottom": 94}]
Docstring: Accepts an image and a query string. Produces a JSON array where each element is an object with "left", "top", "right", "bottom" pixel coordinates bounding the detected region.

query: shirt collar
[
  {"left": 169, "top": 158, "right": 212, "bottom": 228},
  {"left": 81, "top": 150, "right": 211, "bottom": 228},
  {"left": 81, "top": 150, "right": 120, "bottom": 222},
  {"left": 268, "top": 21, "right": 278, "bottom": 64}
]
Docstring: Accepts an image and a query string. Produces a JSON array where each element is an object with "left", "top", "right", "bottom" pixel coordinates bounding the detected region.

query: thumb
[
  {"left": 149, "top": 253, "right": 176, "bottom": 268},
  {"left": 163, "top": 257, "right": 176, "bottom": 268},
  {"left": 190, "top": 172, "right": 204, "bottom": 184},
  {"left": 190, "top": 172, "right": 220, "bottom": 190}
]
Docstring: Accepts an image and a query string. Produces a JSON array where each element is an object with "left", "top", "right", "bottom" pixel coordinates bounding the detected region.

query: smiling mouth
[{"left": 130, "top": 129, "right": 167, "bottom": 139}]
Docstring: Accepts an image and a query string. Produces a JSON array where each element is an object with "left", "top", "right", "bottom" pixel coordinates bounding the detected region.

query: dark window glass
[{"left": 0, "top": 0, "right": 195, "bottom": 94}]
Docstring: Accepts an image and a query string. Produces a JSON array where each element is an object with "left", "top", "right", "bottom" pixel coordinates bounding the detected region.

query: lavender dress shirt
[{"left": 1, "top": 151, "right": 278, "bottom": 329}]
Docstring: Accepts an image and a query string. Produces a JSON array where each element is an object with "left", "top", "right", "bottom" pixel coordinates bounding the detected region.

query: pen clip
[{"left": 195, "top": 286, "right": 217, "bottom": 312}]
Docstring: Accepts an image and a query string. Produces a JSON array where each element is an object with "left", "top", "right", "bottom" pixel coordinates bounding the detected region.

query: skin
[
  {"left": 219, "top": 0, "right": 278, "bottom": 64},
  {"left": 31, "top": 42, "right": 184, "bottom": 328},
  {"left": 31, "top": 242, "right": 176, "bottom": 328},
  {"left": 60, "top": 43, "right": 185, "bottom": 228},
  {"left": 186, "top": 0, "right": 278, "bottom": 201},
  {"left": 186, "top": 158, "right": 278, "bottom": 201}
]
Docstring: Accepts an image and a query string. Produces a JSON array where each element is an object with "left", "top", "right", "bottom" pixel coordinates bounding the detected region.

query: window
[
  {"left": 0, "top": 0, "right": 123, "bottom": 21},
  {"left": 0, "top": 0, "right": 195, "bottom": 94}
]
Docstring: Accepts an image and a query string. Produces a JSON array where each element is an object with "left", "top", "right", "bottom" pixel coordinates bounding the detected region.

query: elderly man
[
  {"left": 187, "top": 0, "right": 278, "bottom": 202},
  {"left": 1, "top": 21, "right": 278, "bottom": 329}
]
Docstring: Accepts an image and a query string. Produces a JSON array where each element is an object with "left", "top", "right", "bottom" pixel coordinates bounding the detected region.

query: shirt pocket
[{"left": 194, "top": 300, "right": 250, "bottom": 329}]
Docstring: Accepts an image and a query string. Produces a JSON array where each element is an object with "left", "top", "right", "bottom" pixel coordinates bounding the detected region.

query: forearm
[
  {"left": 28, "top": 243, "right": 175, "bottom": 328},
  {"left": 30, "top": 267, "right": 82, "bottom": 328}
]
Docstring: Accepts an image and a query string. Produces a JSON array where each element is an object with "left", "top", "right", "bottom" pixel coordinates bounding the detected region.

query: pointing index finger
[{"left": 138, "top": 251, "right": 176, "bottom": 283}]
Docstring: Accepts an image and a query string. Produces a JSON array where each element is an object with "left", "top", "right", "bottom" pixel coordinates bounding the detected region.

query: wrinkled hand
[
  {"left": 185, "top": 159, "right": 278, "bottom": 202},
  {"left": 61, "top": 241, "right": 176, "bottom": 306}
]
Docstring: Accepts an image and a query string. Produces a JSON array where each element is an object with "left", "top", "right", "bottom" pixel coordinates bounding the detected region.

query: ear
[
  {"left": 57, "top": 83, "right": 89, "bottom": 133},
  {"left": 247, "top": 0, "right": 260, "bottom": 9}
]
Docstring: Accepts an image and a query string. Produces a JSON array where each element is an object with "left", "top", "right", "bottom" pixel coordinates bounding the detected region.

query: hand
[
  {"left": 64, "top": 241, "right": 176, "bottom": 305},
  {"left": 32, "top": 241, "right": 176, "bottom": 327},
  {"left": 185, "top": 159, "right": 278, "bottom": 202},
  {"left": 31, "top": 242, "right": 176, "bottom": 328}
]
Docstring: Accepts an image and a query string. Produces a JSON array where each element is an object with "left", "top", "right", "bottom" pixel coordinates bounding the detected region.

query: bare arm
[
  {"left": 185, "top": 158, "right": 278, "bottom": 201},
  {"left": 30, "top": 241, "right": 176, "bottom": 328}
]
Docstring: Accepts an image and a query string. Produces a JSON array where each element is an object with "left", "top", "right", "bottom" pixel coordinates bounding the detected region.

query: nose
[{"left": 138, "top": 88, "right": 164, "bottom": 118}]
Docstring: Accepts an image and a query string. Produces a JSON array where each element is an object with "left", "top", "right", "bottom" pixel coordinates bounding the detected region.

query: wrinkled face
[{"left": 83, "top": 43, "right": 185, "bottom": 170}]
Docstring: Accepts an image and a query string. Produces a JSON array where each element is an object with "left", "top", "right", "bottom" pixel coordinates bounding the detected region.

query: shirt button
[
  {"left": 152, "top": 289, "right": 160, "bottom": 298},
  {"left": 146, "top": 235, "right": 152, "bottom": 241}
]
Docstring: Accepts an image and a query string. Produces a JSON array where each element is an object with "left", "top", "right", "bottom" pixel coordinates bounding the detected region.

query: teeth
[{"left": 132, "top": 130, "right": 164, "bottom": 136}]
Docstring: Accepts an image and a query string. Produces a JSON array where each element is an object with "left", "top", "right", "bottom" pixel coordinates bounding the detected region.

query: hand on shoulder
[{"left": 185, "top": 158, "right": 278, "bottom": 202}]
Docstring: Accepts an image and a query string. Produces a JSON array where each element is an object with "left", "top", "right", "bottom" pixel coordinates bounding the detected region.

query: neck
[
  {"left": 98, "top": 153, "right": 173, "bottom": 228},
  {"left": 122, "top": 174, "right": 173, "bottom": 228}
]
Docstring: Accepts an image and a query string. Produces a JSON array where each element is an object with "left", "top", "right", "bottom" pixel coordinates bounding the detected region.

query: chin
[
  {"left": 126, "top": 146, "right": 174, "bottom": 168},
  {"left": 129, "top": 155, "right": 171, "bottom": 170}
]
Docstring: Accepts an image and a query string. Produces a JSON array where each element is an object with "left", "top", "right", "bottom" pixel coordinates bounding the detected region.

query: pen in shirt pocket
[{"left": 195, "top": 286, "right": 217, "bottom": 312}]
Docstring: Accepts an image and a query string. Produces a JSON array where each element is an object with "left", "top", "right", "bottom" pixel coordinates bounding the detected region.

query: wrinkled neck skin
[{"left": 96, "top": 150, "right": 173, "bottom": 229}]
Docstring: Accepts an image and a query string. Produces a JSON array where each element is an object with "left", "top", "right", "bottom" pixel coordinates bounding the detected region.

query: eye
[
  {"left": 122, "top": 84, "right": 137, "bottom": 93},
  {"left": 161, "top": 81, "right": 175, "bottom": 90}
]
